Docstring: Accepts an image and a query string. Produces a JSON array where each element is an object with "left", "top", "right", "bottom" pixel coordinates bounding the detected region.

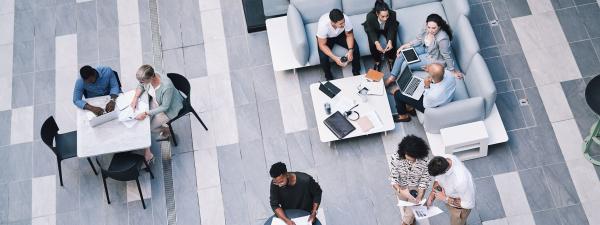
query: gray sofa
[{"left": 287, "top": 0, "right": 496, "bottom": 134}]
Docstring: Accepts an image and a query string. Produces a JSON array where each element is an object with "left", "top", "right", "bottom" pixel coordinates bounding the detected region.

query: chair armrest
[
  {"left": 423, "top": 97, "right": 485, "bottom": 134},
  {"left": 287, "top": 4, "right": 309, "bottom": 65}
]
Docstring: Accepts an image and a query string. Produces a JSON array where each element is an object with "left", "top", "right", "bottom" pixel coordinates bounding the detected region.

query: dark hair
[
  {"left": 329, "top": 9, "right": 344, "bottom": 22},
  {"left": 428, "top": 156, "right": 450, "bottom": 176},
  {"left": 426, "top": 13, "right": 453, "bottom": 40},
  {"left": 372, "top": 0, "right": 390, "bottom": 14},
  {"left": 269, "top": 162, "right": 287, "bottom": 178},
  {"left": 80, "top": 65, "right": 97, "bottom": 80},
  {"left": 397, "top": 135, "right": 430, "bottom": 159}
]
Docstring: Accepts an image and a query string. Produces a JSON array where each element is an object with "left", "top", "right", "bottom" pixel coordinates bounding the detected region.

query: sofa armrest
[
  {"left": 423, "top": 97, "right": 485, "bottom": 134},
  {"left": 442, "top": 0, "right": 470, "bottom": 28},
  {"left": 287, "top": 4, "right": 309, "bottom": 65}
]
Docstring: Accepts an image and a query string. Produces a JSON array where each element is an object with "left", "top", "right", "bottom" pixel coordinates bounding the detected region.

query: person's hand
[
  {"left": 105, "top": 100, "right": 116, "bottom": 113},
  {"left": 453, "top": 70, "right": 464, "bottom": 79},
  {"left": 399, "top": 43, "right": 410, "bottom": 50},
  {"left": 424, "top": 76, "right": 432, "bottom": 88},
  {"left": 334, "top": 56, "right": 345, "bottom": 67},
  {"left": 346, "top": 50, "right": 353, "bottom": 62},
  {"left": 308, "top": 211, "right": 317, "bottom": 224},
  {"left": 90, "top": 106, "right": 104, "bottom": 116},
  {"left": 425, "top": 195, "right": 434, "bottom": 209},
  {"left": 415, "top": 196, "right": 423, "bottom": 205},
  {"left": 130, "top": 97, "right": 139, "bottom": 110},
  {"left": 449, "top": 197, "right": 461, "bottom": 208},
  {"left": 135, "top": 112, "right": 147, "bottom": 120},
  {"left": 399, "top": 189, "right": 417, "bottom": 203},
  {"left": 375, "top": 42, "right": 384, "bottom": 53},
  {"left": 384, "top": 40, "right": 393, "bottom": 52},
  {"left": 285, "top": 219, "right": 296, "bottom": 225},
  {"left": 434, "top": 187, "right": 447, "bottom": 201}
]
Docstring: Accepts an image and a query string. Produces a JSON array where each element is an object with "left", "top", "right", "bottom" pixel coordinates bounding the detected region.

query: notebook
[
  {"left": 319, "top": 81, "right": 341, "bottom": 98},
  {"left": 323, "top": 111, "right": 356, "bottom": 139},
  {"left": 366, "top": 69, "right": 384, "bottom": 81}
]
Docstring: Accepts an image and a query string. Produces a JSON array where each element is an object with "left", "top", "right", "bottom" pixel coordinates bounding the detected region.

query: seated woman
[
  {"left": 388, "top": 63, "right": 455, "bottom": 122},
  {"left": 385, "top": 13, "right": 462, "bottom": 87},
  {"left": 362, "top": 0, "right": 398, "bottom": 71},
  {"left": 130, "top": 65, "right": 184, "bottom": 163},
  {"left": 389, "top": 135, "right": 432, "bottom": 225}
]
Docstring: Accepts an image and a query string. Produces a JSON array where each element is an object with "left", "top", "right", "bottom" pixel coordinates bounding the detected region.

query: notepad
[{"left": 271, "top": 216, "right": 311, "bottom": 225}]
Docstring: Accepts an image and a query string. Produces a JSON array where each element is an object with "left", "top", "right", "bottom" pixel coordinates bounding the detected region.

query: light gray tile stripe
[
  {"left": 54, "top": 34, "right": 78, "bottom": 132},
  {"left": 117, "top": 0, "right": 143, "bottom": 90},
  {"left": 10, "top": 105, "right": 33, "bottom": 144},
  {"left": 274, "top": 70, "right": 308, "bottom": 133},
  {"left": 31, "top": 175, "right": 56, "bottom": 219},
  {"left": 494, "top": 172, "right": 533, "bottom": 218}
]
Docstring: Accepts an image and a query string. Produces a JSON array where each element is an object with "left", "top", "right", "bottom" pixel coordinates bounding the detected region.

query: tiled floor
[{"left": 1, "top": 0, "right": 600, "bottom": 225}]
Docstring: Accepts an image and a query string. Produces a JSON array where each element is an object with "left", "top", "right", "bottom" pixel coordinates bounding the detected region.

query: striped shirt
[{"left": 389, "top": 153, "right": 432, "bottom": 189}]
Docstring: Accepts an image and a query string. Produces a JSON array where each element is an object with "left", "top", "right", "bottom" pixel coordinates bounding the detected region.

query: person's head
[
  {"left": 136, "top": 64, "right": 156, "bottom": 84},
  {"left": 425, "top": 63, "right": 445, "bottom": 82},
  {"left": 372, "top": 0, "right": 390, "bottom": 22},
  {"left": 425, "top": 13, "right": 453, "bottom": 40},
  {"left": 428, "top": 156, "right": 450, "bottom": 176},
  {"left": 397, "top": 135, "right": 430, "bottom": 162},
  {"left": 270, "top": 162, "right": 289, "bottom": 187},
  {"left": 329, "top": 9, "right": 345, "bottom": 29},
  {"left": 80, "top": 65, "right": 98, "bottom": 84}
]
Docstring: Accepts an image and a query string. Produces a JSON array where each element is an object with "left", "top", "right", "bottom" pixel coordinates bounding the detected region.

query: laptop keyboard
[{"left": 404, "top": 78, "right": 420, "bottom": 95}]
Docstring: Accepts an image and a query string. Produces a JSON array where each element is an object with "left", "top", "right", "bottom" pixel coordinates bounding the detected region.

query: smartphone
[{"left": 340, "top": 56, "right": 348, "bottom": 63}]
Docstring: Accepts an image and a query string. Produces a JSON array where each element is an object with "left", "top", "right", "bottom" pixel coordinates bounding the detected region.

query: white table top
[
  {"left": 309, "top": 75, "right": 395, "bottom": 142},
  {"left": 440, "top": 121, "right": 488, "bottom": 147},
  {"left": 76, "top": 93, "right": 151, "bottom": 157}
]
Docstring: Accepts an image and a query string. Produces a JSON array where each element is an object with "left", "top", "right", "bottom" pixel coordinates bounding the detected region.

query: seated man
[
  {"left": 388, "top": 63, "right": 456, "bottom": 122},
  {"left": 317, "top": 9, "right": 361, "bottom": 80},
  {"left": 72, "top": 65, "right": 121, "bottom": 116},
  {"left": 269, "top": 162, "right": 323, "bottom": 225}
]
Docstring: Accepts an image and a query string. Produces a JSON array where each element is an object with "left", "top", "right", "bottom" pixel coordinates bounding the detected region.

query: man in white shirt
[
  {"left": 387, "top": 63, "right": 456, "bottom": 122},
  {"left": 316, "top": 9, "right": 361, "bottom": 80},
  {"left": 426, "top": 155, "right": 475, "bottom": 225}
]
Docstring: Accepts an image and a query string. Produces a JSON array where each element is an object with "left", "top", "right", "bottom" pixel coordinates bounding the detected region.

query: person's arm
[
  {"left": 423, "top": 75, "right": 455, "bottom": 108},
  {"left": 364, "top": 13, "right": 379, "bottom": 46},
  {"left": 437, "top": 37, "right": 456, "bottom": 72},
  {"left": 108, "top": 70, "right": 121, "bottom": 97},
  {"left": 389, "top": 153, "right": 402, "bottom": 186},
  {"left": 418, "top": 166, "right": 433, "bottom": 191},
  {"left": 454, "top": 183, "right": 475, "bottom": 209},
  {"left": 410, "top": 30, "right": 425, "bottom": 47},
  {"left": 72, "top": 79, "right": 87, "bottom": 109},
  {"left": 270, "top": 185, "right": 293, "bottom": 224},
  {"left": 345, "top": 30, "right": 355, "bottom": 51},
  {"left": 147, "top": 86, "right": 175, "bottom": 116},
  {"left": 386, "top": 13, "right": 398, "bottom": 45},
  {"left": 317, "top": 37, "right": 338, "bottom": 61}
]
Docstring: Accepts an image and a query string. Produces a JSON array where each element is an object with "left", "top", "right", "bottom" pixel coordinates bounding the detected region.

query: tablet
[{"left": 401, "top": 47, "right": 421, "bottom": 64}]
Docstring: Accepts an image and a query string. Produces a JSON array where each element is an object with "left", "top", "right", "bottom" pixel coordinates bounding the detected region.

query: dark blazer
[{"left": 362, "top": 10, "right": 399, "bottom": 44}]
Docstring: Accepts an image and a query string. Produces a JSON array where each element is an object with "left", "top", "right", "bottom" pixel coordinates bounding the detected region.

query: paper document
[
  {"left": 271, "top": 215, "right": 311, "bottom": 225},
  {"left": 363, "top": 111, "right": 383, "bottom": 130},
  {"left": 359, "top": 81, "right": 384, "bottom": 96},
  {"left": 331, "top": 95, "right": 355, "bottom": 112},
  {"left": 118, "top": 101, "right": 148, "bottom": 128},
  {"left": 397, "top": 197, "right": 427, "bottom": 207},
  {"left": 116, "top": 90, "right": 136, "bottom": 110},
  {"left": 411, "top": 206, "right": 443, "bottom": 220}
]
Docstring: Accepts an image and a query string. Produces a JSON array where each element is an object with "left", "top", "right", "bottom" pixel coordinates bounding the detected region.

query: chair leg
[
  {"left": 87, "top": 158, "right": 98, "bottom": 175},
  {"left": 191, "top": 109, "right": 208, "bottom": 131},
  {"left": 102, "top": 177, "right": 111, "bottom": 204},
  {"left": 143, "top": 160, "right": 155, "bottom": 179},
  {"left": 168, "top": 122, "right": 178, "bottom": 147},
  {"left": 136, "top": 178, "right": 146, "bottom": 209},
  {"left": 58, "top": 161, "right": 64, "bottom": 186}
]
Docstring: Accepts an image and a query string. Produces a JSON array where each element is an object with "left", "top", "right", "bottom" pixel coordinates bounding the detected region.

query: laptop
[
  {"left": 396, "top": 68, "right": 425, "bottom": 100},
  {"left": 401, "top": 47, "right": 421, "bottom": 64},
  {"left": 89, "top": 109, "right": 119, "bottom": 127}
]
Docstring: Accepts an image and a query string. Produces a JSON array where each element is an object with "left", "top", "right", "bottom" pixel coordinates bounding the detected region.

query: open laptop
[
  {"left": 396, "top": 68, "right": 425, "bottom": 100},
  {"left": 89, "top": 109, "right": 118, "bottom": 127}
]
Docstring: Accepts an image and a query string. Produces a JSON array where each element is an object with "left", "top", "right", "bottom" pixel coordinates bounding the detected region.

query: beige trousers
[
  {"left": 447, "top": 204, "right": 471, "bottom": 225},
  {"left": 397, "top": 187, "right": 417, "bottom": 225},
  {"left": 149, "top": 99, "right": 170, "bottom": 133}
]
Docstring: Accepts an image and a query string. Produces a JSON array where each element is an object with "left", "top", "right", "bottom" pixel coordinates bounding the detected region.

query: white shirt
[
  {"left": 146, "top": 83, "right": 161, "bottom": 98},
  {"left": 435, "top": 154, "right": 475, "bottom": 209},
  {"left": 316, "top": 13, "right": 353, "bottom": 38},
  {"left": 423, "top": 70, "right": 456, "bottom": 108},
  {"left": 378, "top": 18, "right": 385, "bottom": 30}
]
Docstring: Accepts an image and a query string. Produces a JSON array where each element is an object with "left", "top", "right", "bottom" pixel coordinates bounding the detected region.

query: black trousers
[
  {"left": 317, "top": 32, "right": 361, "bottom": 80},
  {"left": 394, "top": 91, "right": 425, "bottom": 115},
  {"left": 368, "top": 30, "right": 397, "bottom": 64}
]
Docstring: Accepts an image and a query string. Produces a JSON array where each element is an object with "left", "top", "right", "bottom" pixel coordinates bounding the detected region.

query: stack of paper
[
  {"left": 411, "top": 206, "right": 443, "bottom": 220},
  {"left": 271, "top": 216, "right": 311, "bottom": 225}
]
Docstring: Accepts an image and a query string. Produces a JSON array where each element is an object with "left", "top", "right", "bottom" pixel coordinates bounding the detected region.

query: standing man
[
  {"left": 317, "top": 9, "right": 361, "bottom": 80},
  {"left": 269, "top": 162, "right": 323, "bottom": 225},
  {"left": 426, "top": 155, "right": 475, "bottom": 225},
  {"left": 72, "top": 65, "right": 121, "bottom": 116}
]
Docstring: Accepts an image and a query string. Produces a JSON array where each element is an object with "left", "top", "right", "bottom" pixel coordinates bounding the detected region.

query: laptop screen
[
  {"left": 402, "top": 48, "right": 420, "bottom": 63},
  {"left": 398, "top": 68, "right": 413, "bottom": 90}
]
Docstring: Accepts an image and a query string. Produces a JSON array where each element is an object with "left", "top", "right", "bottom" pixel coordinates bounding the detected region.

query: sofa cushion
[
  {"left": 442, "top": 0, "right": 470, "bottom": 27},
  {"left": 395, "top": 2, "right": 446, "bottom": 43},
  {"left": 464, "top": 53, "right": 496, "bottom": 116},
  {"left": 451, "top": 15, "right": 479, "bottom": 71},
  {"left": 291, "top": 0, "right": 342, "bottom": 24},
  {"left": 391, "top": 0, "right": 439, "bottom": 10},
  {"left": 288, "top": 4, "right": 310, "bottom": 65},
  {"left": 342, "top": 0, "right": 392, "bottom": 15},
  {"left": 348, "top": 14, "right": 371, "bottom": 56},
  {"left": 453, "top": 78, "right": 469, "bottom": 101}
]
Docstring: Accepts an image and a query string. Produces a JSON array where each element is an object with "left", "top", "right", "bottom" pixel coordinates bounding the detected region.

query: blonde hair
[{"left": 136, "top": 64, "right": 155, "bottom": 82}]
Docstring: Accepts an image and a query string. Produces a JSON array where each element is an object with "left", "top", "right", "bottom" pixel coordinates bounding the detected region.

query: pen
[{"left": 348, "top": 104, "right": 359, "bottom": 111}]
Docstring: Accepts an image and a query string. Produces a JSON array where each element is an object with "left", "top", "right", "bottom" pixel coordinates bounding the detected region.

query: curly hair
[{"left": 397, "top": 135, "right": 430, "bottom": 159}]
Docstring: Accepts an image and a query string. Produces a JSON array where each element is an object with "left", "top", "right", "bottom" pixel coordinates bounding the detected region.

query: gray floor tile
[
  {"left": 76, "top": 1, "right": 97, "bottom": 33},
  {"left": 139, "top": 22, "right": 152, "bottom": 54},
  {"left": 550, "top": 0, "right": 575, "bottom": 9},
  {"left": 490, "top": 0, "right": 510, "bottom": 21},
  {"left": 0, "top": 183, "right": 7, "bottom": 223},
  {"left": 491, "top": 23, "right": 506, "bottom": 46},
  {"left": 55, "top": 160, "right": 80, "bottom": 213},
  {"left": 12, "top": 41, "right": 35, "bottom": 75},
  {"left": 55, "top": 3, "right": 77, "bottom": 35},
  {"left": 174, "top": 190, "right": 202, "bottom": 225},
  {"left": 32, "top": 141, "right": 57, "bottom": 178},
  {"left": 519, "top": 167, "right": 555, "bottom": 212},
  {"left": 520, "top": 103, "right": 536, "bottom": 127},
  {"left": 473, "top": 24, "right": 497, "bottom": 51},
  {"left": 8, "top": 143, "right": 33, "bottom": 182},
  {"left": 221, "top": 0, "right": 247, "bottom": 37},
  {"left": 482, "top": 2, "right": 498, "bottom": 23},
  {"left": 558, "top": 204, "right": 590, "bottom": 225},
  {"left": 33, "top": 7, "right": 55, "bottom": 39},
  {"left": 162, "top": 48, "right": 185, "bottom": 75},
  {"left": 97, "top": 0, "right": 118, "bottom": 30},
  {"left": 245, "top": 178, "right": 271, "bottom": 221},
  {"left": 577, "top": 3, "right": 600, "bottom": 39},
  {"left": 495, "top": 80, "right": 513, "bottom": 93},
  {"left": 221, "top": 182, "right": 252, "bottom": 225},
  {"left": 226, "top": 35, "right": 251, "bottom": 71},
  {"left": 104, "top": 178, "right": 127, "bottom": 204},
  {"left": 571, "top": 40, "right": 600, "bottom": 78},
  {"left": 157, "top": 0, "right": 182, "bottom": 50},
  {"left": 8, "top": 180, "right": 32, "bottom": 222},
  {"left": 506, "top": 0, "right": 531, "bottom": 18},
  {"left": 530, "top": 124, "right": 565, "bottom": 165},
  {"left": 137, "top": 0, "right": 150, "bottom": 23},
  {"left": 183, "top": 44, "right": 208, "bottom": 78},
  {"left": 542, "top": 163, "right": 580, "bottom": 207},
  {"left": 502, "top": 53, "right": 535, "bottom": 88},
  {"left": 180, "top": 0, "right": 204, "bottom": 46},
  {"left": 302, "top": 93, "right": 317, "bottom": 129},
  {"left": 78, "top": 172, "right": 105, "bottom": 210},
  {"left": 34, "top": 70, "right": 55, "bottom": 105},
  {"left": 15, "top": 0, "right": 34, "bottom": 11},
  {"left": 98, "top": 58, "right": 120, "bottom": 75},
  {"left": 286, "top": 130, "right": 315, "bottom": 171},
  {"left": 507, "top": 129, "right": 541, "bottom": 170},
  {"left": 562, "top": 79, "right": 597, "bottom": 138},
  {"left": 0, "top": 146, "right": 11, "bottom": 184},
  {"left": 470, "top": 3, "right": 488, "bottom": 26},
  {"left": 231, "top": 68, "right": 257, "bottom": 106},
  {"left": 485, "top": 57, "right": 509, "bottom": 81},
  {"left": 464, "top": 157, "right": 493, "bottom": 179},
  {"left": 236, "top": 103, "right": 262, "bottom": 143},
  {"left": 34, "top": 37, "right": 56, "bottom": 71},
  {"left": 474, "top": 177, "right": 506, "bottom": 221},
  {"left": 533, "top": 209, "right": 561, "bottom": 225},
  {"left": 524, "top": 87, "right": 552, "bottom": 125},
  {"left": 240, "top": 139, "right": 267, "bottom": 181},
  {"left": 257, "top": 99, "right": 285, "bottom": 138},
  {"left": 13, "top": 10, "right": 34, "bottom": 42},
  {"left": 32, "top": 0, "right": 55, "bottom": 11},
  {"left": 56, "top": 211, "right": 80, "bottom": 225},
  {"left": 77, "top": 31, "right": 99, "bottom": 65},
  {"left": 79, "top": 206, "right": 105, "bottom": 225},
  {"left": 104, "top": 202, "right": 128, "bottom": 225},
  {"left": 170, "top": 116, "right": 194, "bottom": 155},
  {"left": 217, "top": 143, "right": 245, "bottom": 184},
  {"left": 252, "top": 64, "right": 278, "bottom": 103},
  {"left": 556, "top": 7, "right": 590, "bottom": 43},
  {"left": 172, "top": 151, "right": 197, "bottom": 194},
  {"left": 496, "top": 92, "right": 526, "bottom": 131},
  {"left": 0, "top": 111, "right": 11, "bottom": 147},
  {"left": 481, "top": 46, "right": 501, "bottom": 59},
  {"left": 98, "top": 28, "right": 120, "bottom": 60},
  {"left": 262, "top": 136, "right": 290, "bottom": 168},
  {"left": 247, "top": 31, "right": 272, "bottom": 67}
]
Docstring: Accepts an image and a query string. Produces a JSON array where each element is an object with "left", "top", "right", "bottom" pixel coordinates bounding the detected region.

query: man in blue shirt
[{"left": 72, "top": 65, "right": 121, "bottom": 116}]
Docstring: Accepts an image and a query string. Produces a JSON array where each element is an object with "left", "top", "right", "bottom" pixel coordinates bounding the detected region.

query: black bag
[{"left": 319, "top": 81, "right": 341, "bottom": 98}]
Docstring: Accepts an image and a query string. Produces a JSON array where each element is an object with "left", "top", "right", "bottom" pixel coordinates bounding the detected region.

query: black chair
[
  {"left": 82, "top": 70, "right": 122, "bottom": 98},
  {"left": 40, "top": 116, "right": 98, "bottom": 186},
  {"left": 165, "top": 73, "right": 208, "bottom": 146},
  {"left": 96, "top": 152, "right": 154, "bottom": 209}
]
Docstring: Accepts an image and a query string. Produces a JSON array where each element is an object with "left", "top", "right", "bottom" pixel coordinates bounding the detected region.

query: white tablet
[{"left": 401, "top": 47, "right": 421, "bottom": 64}]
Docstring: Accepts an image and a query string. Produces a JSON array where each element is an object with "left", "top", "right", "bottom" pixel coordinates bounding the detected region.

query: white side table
[{"left": 440, "top": 121, "right": 489, "bottom": 160}]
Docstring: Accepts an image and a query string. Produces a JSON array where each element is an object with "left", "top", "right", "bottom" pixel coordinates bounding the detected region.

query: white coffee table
[{"left": 309, "top": 75, "right": 395, "bottom": 142}]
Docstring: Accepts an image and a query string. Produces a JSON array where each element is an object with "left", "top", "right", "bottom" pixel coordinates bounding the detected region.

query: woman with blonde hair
[{"left": 130, "top": 65, "right": 184, "bottom": 163}]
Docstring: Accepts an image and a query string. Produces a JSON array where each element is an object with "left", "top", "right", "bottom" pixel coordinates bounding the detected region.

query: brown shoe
[
  {"left": 393, "top": 114, "right": 411, "bottom": 123},
  {"left": 384, "top": 75, "right": 397, "bottom": 87}
]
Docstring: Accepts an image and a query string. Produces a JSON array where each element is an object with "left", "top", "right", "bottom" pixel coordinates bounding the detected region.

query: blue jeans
[{"left": 389, "top": 45, "right": 430, "bottom": 79}]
